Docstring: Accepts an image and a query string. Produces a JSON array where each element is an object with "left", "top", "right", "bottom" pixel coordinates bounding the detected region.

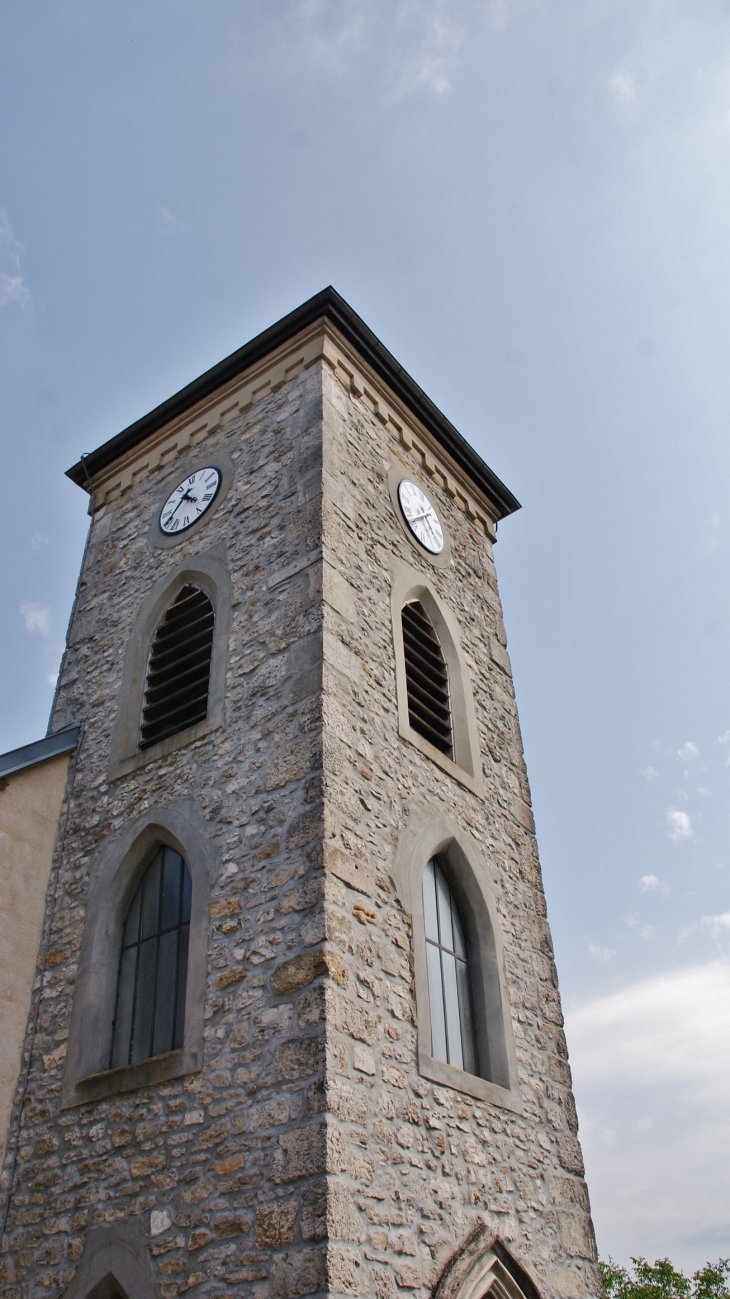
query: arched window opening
[
  {"left": 140, "top": 585, "right": 214, "bottom": 749},
  {"left": 423, "top": 858, "right": 478, "bottom": 1075},
  {"left": 402, "top": 601, "right": 452, "bottom": 757},
  {"left": 110, "top": 846, "right": 191, "bottom": 1069}
]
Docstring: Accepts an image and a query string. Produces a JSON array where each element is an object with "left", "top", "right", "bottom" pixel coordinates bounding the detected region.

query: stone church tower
[{"left": 0, "top": 290, "right": 598, "bottom": 1299}]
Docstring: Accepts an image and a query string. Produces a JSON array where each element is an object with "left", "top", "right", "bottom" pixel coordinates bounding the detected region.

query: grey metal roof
[
  {"left": 0, "top": 725, "right": 81, "bottom": 780},
  {"left": 66, "top": 287, "right": 520, "bottom": 521}
]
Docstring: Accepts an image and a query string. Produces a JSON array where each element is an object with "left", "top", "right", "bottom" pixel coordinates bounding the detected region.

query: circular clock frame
[
  {"left": 149, "top": 453, "right": 235, "bottom": 551},
  {"left": 159, "top": 467, "right": 222, "bottom": 536},
  {"left": 387, "top": 464, "right": 451, "bottom": 569}
]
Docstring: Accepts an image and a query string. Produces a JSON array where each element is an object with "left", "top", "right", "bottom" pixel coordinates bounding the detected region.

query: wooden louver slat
[
  {"left": 140, "top": 586, "right": 214, "bottom": 750},
  {"left": 402, "top": 601, "right": 453, "bottom": 757}
]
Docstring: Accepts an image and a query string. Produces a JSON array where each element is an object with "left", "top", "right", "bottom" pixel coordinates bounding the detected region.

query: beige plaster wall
[{"left": 0, "top": 753, "right": 70, "bottom": 1166}]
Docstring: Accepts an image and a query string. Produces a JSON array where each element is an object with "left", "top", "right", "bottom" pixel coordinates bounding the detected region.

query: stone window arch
[
  {"left": 61, "top": 802, "right": 214, "bottom": 1108},
  {"left": 393, "top": 813, "right": 520, "bottom": 1109},
  {"left": 108, "top": 546, "right": 230, "bottom": 779},
  {"left": 433, "top": 1225, "right": 543, "bottom": 1299},
  {"left": 391, "top": 562, "right": 483, "bottom": 795}
]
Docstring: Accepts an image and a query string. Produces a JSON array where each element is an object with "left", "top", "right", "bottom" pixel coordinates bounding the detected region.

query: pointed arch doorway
[{"left": 434, "top": 1227, "right": 543, "bottom": 1299}]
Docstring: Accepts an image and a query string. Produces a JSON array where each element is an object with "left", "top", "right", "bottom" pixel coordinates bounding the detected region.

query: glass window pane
[
  {"left": 456, "top": 957, "right": 478, "bottom": 1076},
  {"left": 442, "top": 950, "right": 463, "bottom": 1071},
  {"left": 423, "top": 860, "right": 439, "bottom": 942},
  {"left": 123, "top": 885, "right": 141, "bottom": 949},
  {"left": 451, "top": 898, "right": 467, "bottom": 960},
  {"left": 160, "top": 849, "right": 183, "bottom": 931},
  {"left": 181, "top": 864, "right": 192, "bottom": 924},
  {"left": 131, "top": 937, "right": 158, "bottom": 1063},
  {"left": 174, "top": 924, "right": 190, "bottom": 1050},
  {"left": 426, "top": 941, "right": 447, "bottom": 1062},
  {"left": 153, "top": 930, "right": 178, "bottom": 1056},
  {"left": 111, "top": 946, "right": 137, "bottom": 1069},
  {"left": 435, "top": 864, "right": 454, "bottom": 952},
  {"left": 140, "top": 852, "right": 162, "bottom": 940}
]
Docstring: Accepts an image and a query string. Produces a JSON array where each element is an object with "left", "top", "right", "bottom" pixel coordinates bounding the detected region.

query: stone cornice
[{"left": 67, "top": 288, "right": 520, "bottom": 522}]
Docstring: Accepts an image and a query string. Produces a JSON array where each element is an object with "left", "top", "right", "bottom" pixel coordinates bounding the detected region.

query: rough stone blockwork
[{"left": 0, "top": 351, "right": 599, "bottom": 1299}]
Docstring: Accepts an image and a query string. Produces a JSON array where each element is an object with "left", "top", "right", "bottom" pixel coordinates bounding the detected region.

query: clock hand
[{"left": 167, "top": 489, "right": 195, "bottom": 520}]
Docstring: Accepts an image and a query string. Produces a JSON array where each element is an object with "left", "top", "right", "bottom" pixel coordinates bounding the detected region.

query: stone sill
[
  {"left": 65, "top": 1047, "right": 199, "bottom": 1108},
  {"left": 419, "top": 1049, "right": 523, "bottom": 1113}
]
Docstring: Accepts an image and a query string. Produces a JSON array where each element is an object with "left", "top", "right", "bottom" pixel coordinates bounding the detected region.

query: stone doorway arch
[{"left": 434, "top": 1225, "right": 543, "bottom": 1299}]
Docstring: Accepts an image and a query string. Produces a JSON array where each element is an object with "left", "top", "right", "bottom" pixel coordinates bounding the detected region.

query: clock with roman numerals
[{"left": 159, "top": 467, "right": 221, "bottom": 534}]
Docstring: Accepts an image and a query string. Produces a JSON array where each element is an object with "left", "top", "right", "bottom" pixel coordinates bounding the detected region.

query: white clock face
[
  {"left": 397, "top": 479, "right": 444, "bottom": 554},
  {"left": 159, "top": 468, "right": 221, "bottom": 535}
]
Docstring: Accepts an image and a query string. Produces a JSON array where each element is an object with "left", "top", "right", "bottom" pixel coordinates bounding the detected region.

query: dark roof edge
[
  {"left": 67, "top": 287, "right": 520, "bottom": 519},
  {"left": 0, "top": 725, "right": 81, "bottom": 779}
]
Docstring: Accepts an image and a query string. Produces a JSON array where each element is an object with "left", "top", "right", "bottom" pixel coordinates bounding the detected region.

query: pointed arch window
[
  {"left": 140, "top": 585, "right": 214, "bottom": 749},
  {"left": 402, "top": 601, "right": 452, "bottom": 757},
  {"left": 110, "top": 846, "right": 191, "bottom": 1069},
  {"left": 423, "top": 858, "right": 478, "bottom": 1075}
]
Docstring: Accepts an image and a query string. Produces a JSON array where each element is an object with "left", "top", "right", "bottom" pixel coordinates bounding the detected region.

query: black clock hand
[{"left": 168, "top": 489, "right": 195, "bottom": 520}]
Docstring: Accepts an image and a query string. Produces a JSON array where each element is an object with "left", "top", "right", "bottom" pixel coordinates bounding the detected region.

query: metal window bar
[
  {"left": 109, "top": 846, "right": 192, "bottom": 1070},
  {"left": 422, "top": 858, "right": 478, "bottom": 1076},
  {"left": 140, "top": 586, "right": 214, "bottom": 749},
  {"left": 402, "top": 602, "right": 453, "bottom": 757}
]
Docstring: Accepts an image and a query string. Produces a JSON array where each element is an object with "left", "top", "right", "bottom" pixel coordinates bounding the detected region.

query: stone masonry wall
[
  {"left": 315, "top": 362, "right": 599, "bottom": 1299},
  {"left": 0, "top": 363, "right": 336, "bottom": 1299}
]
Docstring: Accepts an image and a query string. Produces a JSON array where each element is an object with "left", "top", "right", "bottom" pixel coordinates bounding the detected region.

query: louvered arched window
[
  {"left": 140, "top": 585, "right": 214, "bottom": 750},
  {"left": 110, "top": 846, "right": 191, "bottom": 1069},
  {"left": 423, "top": 858, "right": 478, "bottom": 1075},
  {"left": 402, "top": 601, "right": 452, "bottom": 757}
]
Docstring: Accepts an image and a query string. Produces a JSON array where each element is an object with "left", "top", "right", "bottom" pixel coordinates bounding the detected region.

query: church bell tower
[{"left": 0, "top": 289, "right": 599, "bottom": 1299}]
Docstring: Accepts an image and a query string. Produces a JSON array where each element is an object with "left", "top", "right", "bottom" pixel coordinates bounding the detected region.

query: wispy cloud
[
  {"left": 702, "top": 911, "right": 730, "bottom": 941},
  {"left": 0, "top": 209, "right": 31, "bottom": 310},
  {"left": 678, "top": 740, "right": 699, "bottom": 761},
  {"left": 589, "top": 942, "right": 616, "bottom": 963},
  {"left": 667, "top": 808, "right": 693, "bottom": 841},
  {"left": 278, "top": 0, "right": 468, "bottom": 100},
  {"left": 31, "top": 532, "right": 49, "bottom": 552},
  {"left": 639, "top": 873, "right": 667, "bottom": 894},
  {"left": 19, "top": 600, "right": 50, "bottom": 636},
  {"left": 641, "top": 765, "right": 660, "bottom": 780},
  {"left": 389, "top": 0, "right": 465, "bottom": 100},
  {"left": 609, "top": 67, "right": 635, "bottom": 105}
]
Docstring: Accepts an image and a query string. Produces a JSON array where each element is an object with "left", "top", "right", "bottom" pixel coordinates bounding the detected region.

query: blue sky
[{"left": 2, "top": 0, "right": 730, "bottom": 1269}]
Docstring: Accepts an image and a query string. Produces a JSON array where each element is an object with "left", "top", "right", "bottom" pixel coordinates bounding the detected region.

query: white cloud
[
  {"left": 625, "top": 913, "right": 655, "bottom": 940},
  {"left": 389, "top": 0, "right": 465, "bottom": 99},
  {"left": 0, "top": 209, "right": 31, "bottom": 310},
  {"left": 641, "top": 765, "right": 660, "bottom": 780},
  {"left": 46, "top": 671, "right": 58, "bottom": 687},
  {"left": 609, "top": 68, "right": 635, "bottom": 105},
  {"left": 667, "top": 807, "right": 692, "bottom": 841},
  {"left": 677, "top": 740, "right": 699, "bottom": 761},
  {"left": 718, "top": 730, "right": 730, "bottom": 744},
  {"left": 639, "top": 873, "right": 670, "bottom": 896},
  {"left": 31, "top": 532, "right": 49, "bottom": 551},
  {"left": 589, "top": 943, "right": 615, "bottom": 962},
  {"left": 157, "top": 205, "right": 185, "bottom": 237},
  {"left": 19, "top": 600, "right": 50, "bottom": 637},
  {"left": 702, "top": 911, "right": 730, "bottom": 941},
  {"left": 566, "top": 960, "right": 730, "bottom": 1267},
  {"left": 0, "top": 272, "right": 31, "bottom": 309}
]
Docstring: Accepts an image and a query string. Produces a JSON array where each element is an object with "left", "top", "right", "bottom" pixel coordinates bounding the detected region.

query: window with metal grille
[
  {"left": 401, "top": 601, "right": 452, "bottom": 757},
  {"left": 110, "top": 846, "right": 191, "bottom": 1069},
  {"left": 423, "top": 858, "right": 478, "bottom": 1076},
  {"left": 139, "top": 585, "right": 214, "bottom": 750}
]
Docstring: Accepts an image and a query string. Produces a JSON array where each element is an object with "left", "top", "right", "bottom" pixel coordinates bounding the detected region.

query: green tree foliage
[{"left": 600, "top": 1258, "right": 730, "bottom": 1299}]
